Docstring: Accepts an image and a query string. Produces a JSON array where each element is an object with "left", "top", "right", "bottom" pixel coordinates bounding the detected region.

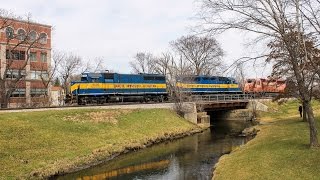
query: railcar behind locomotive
[
  {"left": 177, "top": 75, "right": 242, "bottom": 94},
  {"left": 69, "top": 72, "right": 168, "bottom": 105},
  {"left": 244, "top": 77, "right": 286, "bottom": 95}
]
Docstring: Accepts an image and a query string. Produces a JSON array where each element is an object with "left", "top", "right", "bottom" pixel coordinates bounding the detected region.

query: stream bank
[{"left": 55, "top": 120, "right": 256, "bottom": 180}]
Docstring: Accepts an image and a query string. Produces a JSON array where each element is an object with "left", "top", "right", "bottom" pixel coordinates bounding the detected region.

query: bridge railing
[{"left": 190, "top": 94, "right": 253, "bottom": 102}]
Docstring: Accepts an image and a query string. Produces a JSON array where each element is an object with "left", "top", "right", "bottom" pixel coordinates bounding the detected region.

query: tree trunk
[
  {"left": 1, "top": 99, "right": 8, "bottom": 108},
  {"left": 0, "top": 81, "right": 9, "bottom": 108},
  {"left": 303, "top": 101, "right": 308, "bottom": 122},
  {"left": 0, "top": 93, "right": 9, "bottom": 108},
  {"left": 305, "top": 100, "right": 319, "bottom": 148}
]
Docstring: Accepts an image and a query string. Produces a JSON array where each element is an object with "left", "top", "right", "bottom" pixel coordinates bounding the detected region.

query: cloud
[{"left": 0, "top": 0, "right": 270, "bottom": 76}]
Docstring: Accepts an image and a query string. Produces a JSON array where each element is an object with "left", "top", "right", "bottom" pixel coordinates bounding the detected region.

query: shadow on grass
[
  {"left": 280, "top": 139, "right": 311, "bottom": 150},
  {"left": 272, "top": 118, "right": 307, "bottom": 125}
]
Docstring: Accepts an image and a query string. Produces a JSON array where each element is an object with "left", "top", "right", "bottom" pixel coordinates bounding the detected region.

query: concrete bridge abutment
[{"left": 180, "top": 99, "right": 268, "bottom": 125}]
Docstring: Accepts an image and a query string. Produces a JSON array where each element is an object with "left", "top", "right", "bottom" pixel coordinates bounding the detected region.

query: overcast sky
[{"left": 1, "top": 0, "right": 271, "bottom": 77}]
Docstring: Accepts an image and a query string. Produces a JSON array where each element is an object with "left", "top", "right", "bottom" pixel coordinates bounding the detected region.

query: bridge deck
[{"left": 190, "top": 94, "right": 251, "bottom": 111}]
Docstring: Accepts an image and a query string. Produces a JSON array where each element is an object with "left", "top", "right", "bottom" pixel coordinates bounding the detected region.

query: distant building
[
  {"left": 0, "top": 17, "right": 51, "bottom": 107},
  {"left": 51, "top": 86, "right": 64, "bottom": 106}
]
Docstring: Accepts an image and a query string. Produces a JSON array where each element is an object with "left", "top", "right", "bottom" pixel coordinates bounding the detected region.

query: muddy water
[{"left": 56, "top": 121, "right": 254, "bottom": 180}]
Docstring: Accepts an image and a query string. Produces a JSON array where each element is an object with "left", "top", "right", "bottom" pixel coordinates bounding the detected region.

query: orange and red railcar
[{"left": 244, "top": 78, "right": 286, "bottom": 96}]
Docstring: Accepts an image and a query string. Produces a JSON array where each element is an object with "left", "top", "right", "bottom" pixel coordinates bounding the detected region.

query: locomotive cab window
[
  {"left": 91, "top": 78, "right": 100, "bottom": 83},
  {"left": 81, "top": 77, "right": 87, "bottom": 81},
  {"left": 104, "top": 73, "right": 114, "bottom": 79},
  {"left": 104, "top": 73, "right": 114, "bottom": 82},
  {"left": 81, "top": 74, "right": 88, "bottom": 81}
]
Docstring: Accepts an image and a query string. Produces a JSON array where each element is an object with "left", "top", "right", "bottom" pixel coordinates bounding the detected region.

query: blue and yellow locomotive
[
  {"left": 68, "top": 72, "right": 242, "bottom": 105},
  {"left": 69, "top": 72, "right": 168, "bottom": 104},
  {"left": 177, "top": 76, "right": 242, "bottom": 94}
]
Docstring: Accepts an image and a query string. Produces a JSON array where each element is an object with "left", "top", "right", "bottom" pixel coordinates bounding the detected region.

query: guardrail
[{"left": 190, "top": 94, "right": 254, "bottom": 102}]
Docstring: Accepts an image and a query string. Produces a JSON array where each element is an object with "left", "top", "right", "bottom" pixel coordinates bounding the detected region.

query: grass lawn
[
  {"left": 0, "top": 108, "right": 200, "bottom": 179},
  {"left": 213, "top": 100, "right": 320, "bottom": 180}
]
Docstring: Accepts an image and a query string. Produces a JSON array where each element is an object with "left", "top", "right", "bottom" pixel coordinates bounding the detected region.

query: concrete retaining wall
[
  {"left": 247, "top": 100, "right": 268, "bottom": 112},
  {"left": 180, "top": 100, "right": 269, "bottom": 125},
  {"left": 181, "top": 102, "right": 197, "bottom": 124}
]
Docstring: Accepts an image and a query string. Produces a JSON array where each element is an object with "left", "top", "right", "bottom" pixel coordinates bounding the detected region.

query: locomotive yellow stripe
[
  {"left": 71, "top": 83, "right": 167, "bottom": 92},
  {"left": 176, "top": 83, "right": 239, "bottom": 89}
]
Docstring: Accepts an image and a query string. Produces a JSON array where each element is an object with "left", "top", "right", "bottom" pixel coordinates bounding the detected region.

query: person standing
[{"left": 299, "top": 105, "right": 303, "bottom": 118}]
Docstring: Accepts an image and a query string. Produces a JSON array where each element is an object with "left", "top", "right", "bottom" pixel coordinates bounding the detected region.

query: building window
[
  {"left": 29, "top": 31, "right": 37, "bottom": 41},
  {"left": 37, "top": 71, "right": 49, "bottom": 80},
  {"left": 30, "top": 70, "right": 37, "bottom": 79},
  {"left": 6, "top": 70, "right": 26, "bottom": 79},
  {"left": 30, "top": 52, "right": 37, "bottom": 62},
  {"left": 6, "top": 50, "right": 25, "bottom": 60},
  {"left": 11, "top": 88, "right": 26, "bottom": 97},
  {"left": 30, "top": 70, "right": 48, "bottom": 80},
  {"left": 5, "top": 27, "right": 14, "bottom": 39},
  {"left": 39, "top": 33, "right": 47, "bottom": 44},
  {"left": 17, "top": 29, "right": 26, "bottom": 41},
  {"left": 41, "top": 53, "right": 47, "bottom": 62},
  {"left": 30, "top": 88, "right": 47, "bottom": 97}
]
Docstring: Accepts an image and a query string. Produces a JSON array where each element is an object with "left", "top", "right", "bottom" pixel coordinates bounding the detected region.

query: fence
[{"left": 190, "top": 94, "right": 254, "bottom": 102}]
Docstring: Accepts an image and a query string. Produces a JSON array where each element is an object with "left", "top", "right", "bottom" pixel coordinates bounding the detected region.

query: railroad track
[
  {"left": 0, "top": 94, "right": 276, "bottom": 112},
  {"left": 0, "top": 101, "right": 174, "bottom": 113}
]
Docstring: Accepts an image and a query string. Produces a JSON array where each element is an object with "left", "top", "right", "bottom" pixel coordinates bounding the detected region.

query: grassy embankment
[
  {"left": 213, "top": 100, "right": 320, "bottom": 180},
  {"left": 0, "top": 108, "right": 202, "bottom": 179}
]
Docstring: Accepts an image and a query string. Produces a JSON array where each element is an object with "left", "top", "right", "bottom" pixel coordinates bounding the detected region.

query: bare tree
[
  {"left": 233, "top": 62, "right": 247, "bottom": 91},
  {"left": 81, "top": 57, "right": 107, "bottom": 73},
  {"left": 198, "top": 0, "right": 319, "bottom": 147},
  {"left": 36, "top": 50, "right": 63, "bottom": 106},
  {"left": 171, "top": 35, "right": 224, "bottom": 76},
  {"left": 130, "top": 52, "right": 155, "bottom": 74},
  {"left": 300, "top": 0, "right": 320, "bottom": 39},
  {"left": 0, "top": 11, "right": 47, "bottom": 108},
  {"left": 57, "top": 52, "right": 82, "bottom": 95},
  {"left": 152, "top": 52, "right": 174, "bottom": 75}
]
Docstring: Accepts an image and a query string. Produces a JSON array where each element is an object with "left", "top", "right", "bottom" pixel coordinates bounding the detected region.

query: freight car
[
  {"left": 69, "top": 72, "right": 168, "bottom": 105},
  {"left": 244, "top": 77, "right": 286, "bottom": 96},
  {"left": 67, "top": 72, "right": 243, "bottom": 105}
]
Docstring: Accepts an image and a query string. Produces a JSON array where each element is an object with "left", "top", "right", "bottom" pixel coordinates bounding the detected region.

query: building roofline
[{"left": 0, "top": 16, "right": 51, "bottom": 28}]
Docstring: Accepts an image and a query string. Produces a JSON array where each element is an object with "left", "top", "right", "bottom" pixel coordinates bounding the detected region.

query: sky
[{"left": 0, "top": 0, "right": 271, "bottom": 77}]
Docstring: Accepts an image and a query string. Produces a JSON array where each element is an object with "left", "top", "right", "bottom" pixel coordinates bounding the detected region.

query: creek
[{"left": 56, "top": 120, "right": 254, "bottom": 180}]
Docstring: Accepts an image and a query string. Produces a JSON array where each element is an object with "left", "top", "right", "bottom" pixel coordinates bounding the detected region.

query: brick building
[{"left": 0, "top": 17, "right": 51, "bottom": 107}]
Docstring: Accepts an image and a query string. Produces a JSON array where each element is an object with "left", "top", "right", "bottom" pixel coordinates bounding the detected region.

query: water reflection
[
  {"left": 76, "top": 160, "right": 170, "bottom": 180},
  {"left": 57, "top": 122, "right": 252, "bottom": 180}
]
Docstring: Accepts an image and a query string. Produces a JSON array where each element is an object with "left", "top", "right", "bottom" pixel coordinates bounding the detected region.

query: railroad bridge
[
  {"left": 0, "top": 94, "right": 268, "bottom": 126},
  {"left": 182, "top": 94, "right": 268, "bottom": 125}
]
